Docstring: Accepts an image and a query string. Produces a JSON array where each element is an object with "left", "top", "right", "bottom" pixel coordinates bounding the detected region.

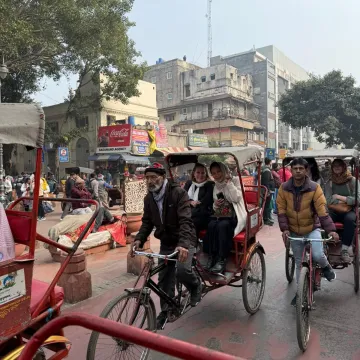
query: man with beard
[{"left": 132, "top": 163, "right": 202, "bottom": 329}]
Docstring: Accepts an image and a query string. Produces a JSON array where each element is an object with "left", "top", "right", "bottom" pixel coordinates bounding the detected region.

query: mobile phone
[{"left": 216, "top": 192, "right": 224, "bottom": 200}]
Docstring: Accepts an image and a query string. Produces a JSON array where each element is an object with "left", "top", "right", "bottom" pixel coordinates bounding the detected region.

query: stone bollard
[
  {"left": 127, "top": 232, "right": 152, "bottom": 276},
  {"left": 57, "top": 249, "right": 92, "bottom": 303}
]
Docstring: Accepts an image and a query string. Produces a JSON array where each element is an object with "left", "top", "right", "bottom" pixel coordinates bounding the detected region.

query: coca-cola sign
[{"left": 97, "top": 125, "right": 132, "bottom": 153}]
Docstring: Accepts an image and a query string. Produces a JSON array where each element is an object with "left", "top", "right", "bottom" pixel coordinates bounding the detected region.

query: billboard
[
  {"left": 97, "top": 125, "right": 132, "bottom": 153},
  {"left": 153, "top": 122, "right": 168, "bottom": 148},
  {"left": 132, "top": 128, "right": 150, "bottom": 155},
  {"left": 58, "top": 147, "right": 69, "bottom": 162},
  {"left": 188, "top": 134, "right": 209, "bottom": 147}
]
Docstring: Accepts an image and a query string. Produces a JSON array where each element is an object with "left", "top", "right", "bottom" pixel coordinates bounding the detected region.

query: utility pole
[{"left": 207, "top": 0, "right": 212, "bottom": 67}]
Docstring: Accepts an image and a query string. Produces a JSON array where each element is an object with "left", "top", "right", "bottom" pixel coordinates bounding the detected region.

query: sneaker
[
  {"left": 156, "top": 311, "right": 168, "bottom": 330},
  {"left": 323, "top": 265, "right": 336, "bottom": 282},
  {"left": 341, "top": 249, "right": 352, "bottom": 264},
  {"left": 190, "top": 281, "right": 202, "bottom": 307},
  {"left": 291, "top": 294, "right": 297, "bottom": 307}
]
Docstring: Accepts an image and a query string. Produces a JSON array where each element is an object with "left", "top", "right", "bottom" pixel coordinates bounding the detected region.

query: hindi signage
[{"left": 188, "top": 134, "right": 209, "bottom": 147}]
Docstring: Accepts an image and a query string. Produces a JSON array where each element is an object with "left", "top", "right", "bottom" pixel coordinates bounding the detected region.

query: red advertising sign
[
  {"left": 97, "top": 125, "right": 132, "bottom": 153},
  {"left": 155, "top": 123, "right": 168, "bottom": 148}
]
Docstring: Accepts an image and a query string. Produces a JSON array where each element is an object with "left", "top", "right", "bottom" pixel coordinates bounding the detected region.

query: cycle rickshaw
[
  {"left": 86, "top": 147, "right": 267, "bottom": 360},
  {"left": 0, "top": 104, "right": 249, "bottom": 360},
  {"left": 0, "top": 103, "right": 101, "bottom": 359},
  {"left": 281, "top": 149, "right": 359, "bottom": 351}
]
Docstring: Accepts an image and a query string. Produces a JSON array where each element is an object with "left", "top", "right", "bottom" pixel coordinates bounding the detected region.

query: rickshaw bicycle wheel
[
  {"left": 296, "top": 266, "right": 311, "bottom": 352},
  {"left": 285, "top": 246, "right": 295, "bottom": 283},
  {"left": 86, "top": 290, "right": 156, "bottom": 360},
  {"left": 242, "top": 247, "right": 266, "bottom": 314},
  {"left": 353, "top": 243, "right": 359, "bottom": 293}
]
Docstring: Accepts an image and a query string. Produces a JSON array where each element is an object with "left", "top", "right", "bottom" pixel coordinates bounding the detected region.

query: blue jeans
[{"left": 290, "top": 229, "right": 329, "bottom": 282}]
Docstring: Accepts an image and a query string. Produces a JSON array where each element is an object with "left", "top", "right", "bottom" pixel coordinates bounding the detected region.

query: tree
[
  {"left": 278, "top": 70, "right": 360, "bottom": 148},
  {"left": 0, "top": 0, "right": 146, "bottom": 104},
  {"left": 0, "top": 0, "right": 146, "bottom": 174}
]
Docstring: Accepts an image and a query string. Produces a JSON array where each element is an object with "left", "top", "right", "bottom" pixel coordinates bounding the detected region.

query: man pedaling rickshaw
[
  {"left": 132, "top": 163, "right": 202, "bottom": 330},
  {"left": 277, "top": 158, "right": 339, "bottom": 306}
]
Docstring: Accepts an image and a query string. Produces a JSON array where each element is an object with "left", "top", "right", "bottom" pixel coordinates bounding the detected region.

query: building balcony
[
  {"left": 183, "top": 85, "right": 253, "bottom": 104},
  {"left": 176, "top": 117, "right": 262, "bottom": 132}
]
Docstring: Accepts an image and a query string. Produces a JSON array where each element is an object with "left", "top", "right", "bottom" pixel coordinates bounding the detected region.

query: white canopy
[
  {"left": 167, "top": 146, "right": 262, "bottom": 167},
  {"left": 0, "top": 103, "right": 45, "bottom": 148}
]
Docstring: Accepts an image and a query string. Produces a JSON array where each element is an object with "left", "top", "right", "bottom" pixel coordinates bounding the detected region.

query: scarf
[
  {"left": 213, "top": 162, "right": 232, "bottom": 191},
  {"left": 331, "top": 160, "right": 353, "bottom": 185},
  {"left": 152, "top": 179, "right": 168, "bottom": 222},
  {"left": 187, "top": 180, "right": 207, "bottom": 201}
]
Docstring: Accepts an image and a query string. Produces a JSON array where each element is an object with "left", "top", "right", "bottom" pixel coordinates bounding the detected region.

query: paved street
[{"left": 32, "top": 208, "right": 360, "bottom": 360}]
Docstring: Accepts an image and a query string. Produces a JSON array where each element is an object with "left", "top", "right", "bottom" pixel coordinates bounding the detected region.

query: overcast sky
[{"left": 34, "top": 0, "right": 360, "bottom": 106}]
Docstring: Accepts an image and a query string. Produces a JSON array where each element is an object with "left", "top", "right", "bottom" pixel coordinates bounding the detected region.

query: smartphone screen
[{"left": 217, "top": 192, "right": 224, "bottom": 199}]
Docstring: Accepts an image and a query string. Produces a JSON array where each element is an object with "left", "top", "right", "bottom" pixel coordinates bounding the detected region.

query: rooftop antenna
[{"left": 206, "top": 0, "right": 212, "bottom": 67}]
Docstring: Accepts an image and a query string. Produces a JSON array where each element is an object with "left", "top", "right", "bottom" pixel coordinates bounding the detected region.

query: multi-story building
[
  {"left": 144, "top": 60, "right": 264, "bottom": 147},
  {"left": 211, "top": 45, "right": 322, "bottom": 152},
  {"left": 15, "top": 78, "right": 159, "bottom": 175}
]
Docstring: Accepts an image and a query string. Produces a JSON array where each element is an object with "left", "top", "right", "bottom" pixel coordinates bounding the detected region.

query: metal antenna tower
[{"left": 207, "top": 0, "right": 212, "bottom": 67}]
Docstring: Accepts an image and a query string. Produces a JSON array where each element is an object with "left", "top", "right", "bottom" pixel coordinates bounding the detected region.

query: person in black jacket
[
  {"left": 261, "top": 158, "right": 275, "bottom": 226},
  {"left": 132, "top": 163, "right": 202, "bottom": 330},
  {"left": 183, "top": 163, "right": 214, "bottom": 237},
  {"left": 60, "top": 172, "right": 76, "bottom": 220}
]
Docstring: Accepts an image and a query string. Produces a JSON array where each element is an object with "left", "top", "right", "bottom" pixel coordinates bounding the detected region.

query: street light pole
[{"left": 0, "top": 62, "right": 9, "bottom": 205}]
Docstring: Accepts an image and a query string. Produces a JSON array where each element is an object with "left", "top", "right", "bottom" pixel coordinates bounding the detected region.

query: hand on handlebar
[
  {"left": 282, "top": 230, "right": 290, "bottom": 247},
  {"left": 176, "top": 246, "right": 189, "bottom": 263},
  {"left": 329, "top": 231, "right": 340, "bottom": 243},
  {"left": 131, "top": 240, "right": 142, "bottom": 257}
]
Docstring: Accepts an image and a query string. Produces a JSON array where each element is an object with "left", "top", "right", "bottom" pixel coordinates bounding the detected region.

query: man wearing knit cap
[{"left": 132, "top": 162, "right": 202, "bottom": 330}]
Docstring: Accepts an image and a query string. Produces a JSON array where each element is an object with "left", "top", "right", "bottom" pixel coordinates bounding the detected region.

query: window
[
  {"left": 47, "top": 122, "right": 59, "bottom": 134},
  {"left": 302, "top": 143, "right": 308, "bottom": 150},
  {"left": 210, "top": 74, "right": 216, "bottom": 80},
  {"left": 185, "top": 84, "right": 190, "bottom": 97},
  {"left": 166, "top": 72, "right": 172, "bottom": 80},
  {"left": 201, "top": 76, "right": 206, "bottom": 82},
  {"left": 165, "top": 113, "right": 175, "bottom": 122},
  {"left": 76, "top": 116, "right": 89, "bottom": 128},
  {"left": 106, "top": 115, "right": 116, "bottom": 126},
  {"left": 151, "top": 76, "right": 156, "bottom": 84},
  {"left": 230, "top": 73, "right": 234, "bottom": 80},
  {"left": 208, "top": 103, "right": 213, "bottom": 118},
  {"left": 182, "top": 108, "right": 187, "bottom": 115},
  {"left": 167, "top": 93, "right": 173, "bottom": 100}
]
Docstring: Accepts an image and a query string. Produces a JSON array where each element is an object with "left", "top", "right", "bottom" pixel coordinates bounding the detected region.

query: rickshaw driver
[
  {"left": 277, "top": 158, "right": 339, "bottom": 306},
  {"left": 132, "top": 163, "right": 202, "bottom": 329}
]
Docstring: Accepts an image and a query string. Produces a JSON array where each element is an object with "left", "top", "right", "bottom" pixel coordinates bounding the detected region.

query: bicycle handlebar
[
  {"left": 133, "top": 248, "right": 179, "bottom": 261},
  {"left": 288, "top": 236, "right": 334, "bottom": 242}
]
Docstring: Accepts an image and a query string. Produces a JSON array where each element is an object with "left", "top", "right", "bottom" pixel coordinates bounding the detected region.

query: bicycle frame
[{"left": 289, "top": 236, "right": 333, "bottom": 308}]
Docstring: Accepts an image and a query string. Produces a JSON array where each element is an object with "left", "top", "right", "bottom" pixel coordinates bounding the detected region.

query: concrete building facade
[
  {"left": 144, "top": 60, "right": 264, "bottom": 147},
  {"left": 211, "top": 45, "right": 323, "bottom": 153}
]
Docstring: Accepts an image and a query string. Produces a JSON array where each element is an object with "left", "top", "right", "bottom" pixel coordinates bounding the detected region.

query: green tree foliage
[
  {"left": 278, "top": 70, "right": 360, "bottom": 148},
  {"left": 0, "top": 0, "right": 146, "bottom": 104}
]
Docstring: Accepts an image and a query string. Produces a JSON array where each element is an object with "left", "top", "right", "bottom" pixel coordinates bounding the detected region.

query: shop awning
[
  {"left": 121, "top": 153, "right": 150, "bottom": 165},
  {"left": 88, "top": 153, "right": 150, "bottom": 165},
  {"left": 156, "top": 147, "right": 189, "bottom": 156},
  {"left": 88, "top": 154, "right": 121, "bottom": 161}
]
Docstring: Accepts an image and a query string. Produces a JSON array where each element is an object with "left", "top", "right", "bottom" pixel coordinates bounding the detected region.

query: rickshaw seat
[
  {"left": 335, "top": 222, "right": 344, "bottom": 230},
  {"left": 233, "top": 231, "right": 246, "bottom": 243},
  {"left": 30, "top": 279, "right": 64, "bottom": 315},
  {"left": 244, "top": 191, "right": 258, "bottom": 205},
  {"left": 6, "top": 210, "right": 32, "bottom": 245},
  {"left": 198, "top": 229, "right": 246, "bottom": 243}
]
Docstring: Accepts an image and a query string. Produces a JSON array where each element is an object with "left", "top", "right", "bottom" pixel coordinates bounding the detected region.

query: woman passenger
[
  {"left": 204, "top": 162, "right": 247, "bottom": 274},
  {"left": 184, "top": 163, "right": 214, "bottom": 237},
  {"left": 325, "top": 158, "right": 360, "bottom": 263},
  {"left": 307, "top": 158, "right": 324, "bottom": 187}
]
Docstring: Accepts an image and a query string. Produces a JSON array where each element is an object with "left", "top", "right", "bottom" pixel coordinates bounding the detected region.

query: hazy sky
[{"left": 34, "top": 0, "right": 360, "bottom": 106}]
